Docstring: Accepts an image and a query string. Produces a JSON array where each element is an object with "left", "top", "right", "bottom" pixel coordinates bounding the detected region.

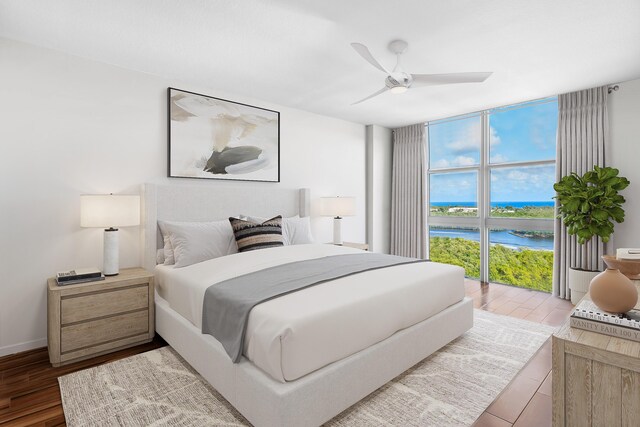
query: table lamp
[
  {"left": 320, "top": 196, "right": 356, "bottom": 245},
  {"left": 80, "top": 194, "right": 140, "bottom": 276}
]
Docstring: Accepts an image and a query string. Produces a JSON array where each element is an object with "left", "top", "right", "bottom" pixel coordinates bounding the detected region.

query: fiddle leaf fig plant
[{"left": 554, "top": 165, "right": 630, "bottom": 244}]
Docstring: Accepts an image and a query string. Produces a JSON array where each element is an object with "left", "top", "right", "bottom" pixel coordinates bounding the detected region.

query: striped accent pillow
[{"left": 229, "top": 215, "right": 284, "bottom": 252}]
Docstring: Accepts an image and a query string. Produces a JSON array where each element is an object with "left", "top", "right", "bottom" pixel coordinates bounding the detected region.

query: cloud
[
  {"left": 489, "top": 126, "right": 501, "bottom": 147},
  {"left": 441, "top": 123, "right": 500, "bottom": 156},
  {"left": 453, "top": 156, "right": 476, "bottom": 166},
  {"left": 432, "top": 156, "right": 478, "bottom": 169},
  {"left": 490, "top": 153, "right": 508, "bottom": 163},
  {"left": 446, "top": 121, "right": 481, "bottom": 154},
  {"left": 433, "top": 159, "right": 450, "bottom": 169},
  {"left": 491, "top": 166, "right": 556, "bottom": 196},
  {"left": 457, "top": 179, "right": 473, "bottom": 189},
  {"left": 506, "top": 170, "right": 529, "bottom": 181},
  {"left": 447, "top": 138, "right": 479, "bottom": 154}
]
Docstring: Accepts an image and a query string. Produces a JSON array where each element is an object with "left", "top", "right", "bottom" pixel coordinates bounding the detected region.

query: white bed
[
  {"left": 143, "top": 182, "right": 473, "bottom": 426},
  {"left": 156, "top": 243, "right": 466, "bottom": 382}
]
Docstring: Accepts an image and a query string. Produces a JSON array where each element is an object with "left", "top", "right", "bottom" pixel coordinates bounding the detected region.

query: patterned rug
[{"left": 59, "top": 310, "right": 555, "bottom": 426}]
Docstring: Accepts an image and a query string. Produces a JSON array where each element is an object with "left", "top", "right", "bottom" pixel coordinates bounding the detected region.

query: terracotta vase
[{"left": 589, "top": 268, "right": 638, "bottom": 313}]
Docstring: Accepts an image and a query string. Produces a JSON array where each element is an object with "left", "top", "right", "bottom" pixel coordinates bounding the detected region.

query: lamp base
[
  {"left": 333, "top": 217, "right": 343, "bottom": 245},
  {"left": 103, "top": 228, "right": 119, "bottom": 276}
]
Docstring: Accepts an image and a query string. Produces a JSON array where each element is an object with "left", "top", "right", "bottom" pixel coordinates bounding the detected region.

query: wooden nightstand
[
  {"left": 552, "top": 281, "right": 640, "bottom": 426},
  {"left": 335, "top": 242, "right": 369, "bottom": 251},
  {"left": 47, "top": 267, "right": 154, "bottom": 367}
]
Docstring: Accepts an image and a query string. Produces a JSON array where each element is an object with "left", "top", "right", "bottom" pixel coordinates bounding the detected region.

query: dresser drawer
[
  {"left": 61, "top": 309, "right": 149, "bottom": 353},
  {"left": 61, "top": 284, "right": 149, "bottom": 325}
]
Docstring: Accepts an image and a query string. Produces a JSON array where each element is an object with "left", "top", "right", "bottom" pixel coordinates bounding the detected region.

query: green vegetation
[
  {"left": 430, "top": 205, "right": 554, "bottom": 219},
  {"left": 491, "top": 206, "right": 554, "bottom": 219},
  {"left": 430, "top": 206, "right": 477, "bottom": 217},
  {"left": 429, "top": 237, "right": 553, "bottom": 292}
]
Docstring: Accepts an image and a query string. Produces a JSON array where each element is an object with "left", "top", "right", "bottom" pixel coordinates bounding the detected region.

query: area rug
[{"left": 59, "top": 310, "right": 555, "bottom": 426}]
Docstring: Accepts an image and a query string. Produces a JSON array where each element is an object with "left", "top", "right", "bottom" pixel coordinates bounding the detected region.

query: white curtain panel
[
  {"left": 390, "top": 124, "right": 427, "bottom": 259},
  {"left": 553, "top": 86, "right": 609, "bottom": 299}
]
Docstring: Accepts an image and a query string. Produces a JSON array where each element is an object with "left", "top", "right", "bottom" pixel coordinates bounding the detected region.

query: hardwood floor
[
  {"left": 0, "top": 281, "right": 571, "bottom": 427},
  {"left": 467, "top": 279, "right": 574, "bottom": 427},
  {"left": 0, "top": 337, "right": 166, "bottom": 426}
]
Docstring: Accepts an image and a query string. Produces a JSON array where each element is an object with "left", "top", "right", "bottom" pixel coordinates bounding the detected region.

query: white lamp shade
[
  {"left": 320, "top": 196, "right": 356, "bottom": 217},
  {"left": 80, "top": 194, "right": 140, "bottom": 228}
]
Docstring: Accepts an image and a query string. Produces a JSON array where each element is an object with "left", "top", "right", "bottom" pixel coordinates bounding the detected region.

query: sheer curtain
[
  {"left": 553, "top": 86, "right": 609, "bottom": 299},
  {"left": 390, "top": 124, "right": 427, "bottom": 258}
]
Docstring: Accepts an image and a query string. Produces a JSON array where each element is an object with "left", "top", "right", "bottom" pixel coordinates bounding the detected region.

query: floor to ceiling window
[{"left": 427, "top": 98, "right": 557, "bottom": 292}]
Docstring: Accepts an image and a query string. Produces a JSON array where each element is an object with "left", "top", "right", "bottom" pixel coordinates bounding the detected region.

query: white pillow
[
  {"left": 245, "top": 215, "right": 314, "bottom": 245},
  {"left": 284, "top": 215, "right": 315, "bottom": 245},
  {"left": 162, "top": 234, "right": 175, "bottom": 265},
  {"left": 158, "top": 220, "right": 237, "bottom": 268},
  {"left": 156, "top": 249, "right": 165, "bottom": 265}
]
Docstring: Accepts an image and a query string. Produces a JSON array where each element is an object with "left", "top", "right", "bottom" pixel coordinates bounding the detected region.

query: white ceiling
[{"left": 1, "top": 0, "right": 639, "bottom": 127}]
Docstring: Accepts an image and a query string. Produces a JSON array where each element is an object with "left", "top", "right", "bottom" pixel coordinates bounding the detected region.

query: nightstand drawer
[
  {"left": 61, "top": 284, "right": 149, "bottom": 325},
  {"left": 61, "top": 309, "right": 149, "bottom": 353}
]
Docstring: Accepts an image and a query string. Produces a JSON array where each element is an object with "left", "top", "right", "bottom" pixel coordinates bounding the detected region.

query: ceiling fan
[{"left": 351, "top": 40, "right": 492, "bottom": 105}]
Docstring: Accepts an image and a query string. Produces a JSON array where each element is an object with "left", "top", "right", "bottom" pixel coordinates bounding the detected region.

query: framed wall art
[{"left": 168, "top": 87, "right": 280, "bottom": 182}]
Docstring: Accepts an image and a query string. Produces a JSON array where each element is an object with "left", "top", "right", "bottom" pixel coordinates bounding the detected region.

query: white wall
[
  {"left": 0, "top": 38, "right": 366, "bottom": 356},
  {"left": 609, "top": 78, "right": 640, "bottom": 250},
  {"left": 366, "top": 125, "right": 393, "bottom": 253}
]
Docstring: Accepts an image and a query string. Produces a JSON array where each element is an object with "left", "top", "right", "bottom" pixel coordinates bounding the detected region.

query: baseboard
[{"left": 0, "top": 337, "right": 47, "bottom": 358}]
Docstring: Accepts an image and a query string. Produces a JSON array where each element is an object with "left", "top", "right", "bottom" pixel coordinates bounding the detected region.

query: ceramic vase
[{"left": 589, "top": 268, "right": 638, "bottom": 313}]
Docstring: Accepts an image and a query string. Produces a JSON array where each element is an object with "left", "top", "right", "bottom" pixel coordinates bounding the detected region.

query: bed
[{"left": 142, "top": 182, "right": 473, "bottom": 427}]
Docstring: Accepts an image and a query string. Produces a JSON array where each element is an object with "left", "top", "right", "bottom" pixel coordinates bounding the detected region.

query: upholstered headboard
[{"left": 141, "top": 182, "right": 310, "bottom": 272}]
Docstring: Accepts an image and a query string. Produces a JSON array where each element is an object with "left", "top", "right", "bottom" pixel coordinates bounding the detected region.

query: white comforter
[{"left": 155, "top": 244, "right": 465, "bottom": 382}]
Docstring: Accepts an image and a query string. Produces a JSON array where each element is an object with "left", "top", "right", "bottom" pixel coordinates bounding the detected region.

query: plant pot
[
  {"left": 589, "top": 268, "right": 638, "bottom": 313},
  {"left": 569, "top": 267, "right": 600, "bottom": 304}
]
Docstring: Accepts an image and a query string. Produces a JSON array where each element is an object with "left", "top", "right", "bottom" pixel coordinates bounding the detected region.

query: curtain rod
[{"left": 608, "top": 85, "right": 619, "bottom": 94}]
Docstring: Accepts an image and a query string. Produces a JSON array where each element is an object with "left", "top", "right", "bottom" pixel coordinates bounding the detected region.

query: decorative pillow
[
  {"left": 158, "top": 220, "right": 237, "bottom": 268},
  {"left": 229, "top": 216, "right": 284, "bottom": 252},
  {"left": 245, "top": 215, "right": 314, "bottom": 245}
]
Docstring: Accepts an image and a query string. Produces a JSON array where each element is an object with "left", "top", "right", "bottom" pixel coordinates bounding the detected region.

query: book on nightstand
[
  {"left": 570, "top": 300, "right": 640, "bottom": 342},
  {"left": 55, "top": 268, "right": 105, "bottom": 286}
]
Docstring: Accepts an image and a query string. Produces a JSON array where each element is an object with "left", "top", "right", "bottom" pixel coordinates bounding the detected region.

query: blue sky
[{"left": 429, "top": 100, "right": 558, "bottom": 203}]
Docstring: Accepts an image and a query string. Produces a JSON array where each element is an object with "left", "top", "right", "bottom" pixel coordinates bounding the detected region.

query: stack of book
[
  {"left": 56, "top": 268, "right": 105, "bottom": 286},
  {"left": 570, "top": 300, "right": 640, "bottom": 342}
]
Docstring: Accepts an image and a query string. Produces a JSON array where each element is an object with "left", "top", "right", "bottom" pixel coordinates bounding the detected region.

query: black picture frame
[{"left": 167, "top": 87, "right": 280, "bottom": 183}]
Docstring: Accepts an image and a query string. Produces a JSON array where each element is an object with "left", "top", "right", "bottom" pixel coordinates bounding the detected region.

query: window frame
[{"left": 426, "top": 98, "right": 556, "bottom": 283}]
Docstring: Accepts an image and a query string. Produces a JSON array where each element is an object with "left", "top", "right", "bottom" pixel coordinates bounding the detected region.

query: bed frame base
[{"left": 156, "top": 294, "right": 473, "bottom": 427}]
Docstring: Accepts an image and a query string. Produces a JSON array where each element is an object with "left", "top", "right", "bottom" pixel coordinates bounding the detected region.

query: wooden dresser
[
  {"left": 552, "top": 282, "right": 640, "bottom": 426},
  {"left": 47, "top": 267, "right": 154, "bottom": 367}
]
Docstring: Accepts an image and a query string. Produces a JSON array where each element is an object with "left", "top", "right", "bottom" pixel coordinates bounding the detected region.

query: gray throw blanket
[{"left": 202, "top": 253, "right": 425, "bottom": 362}]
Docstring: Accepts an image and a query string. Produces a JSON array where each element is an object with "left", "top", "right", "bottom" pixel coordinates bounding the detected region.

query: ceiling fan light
[{"left": 390, "top": 86, "right": 408, "bottom": 94}]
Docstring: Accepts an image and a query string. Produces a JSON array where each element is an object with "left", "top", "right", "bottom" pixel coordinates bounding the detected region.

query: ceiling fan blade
[
  {"left": 351, "top": 43, "right": 391, "bottom": 75},
  {"left": 351, "top": 87, "right": 389, "bottom": 105},
  {"left": 411, "top": 72, "right": 493, "bottom": 87}
]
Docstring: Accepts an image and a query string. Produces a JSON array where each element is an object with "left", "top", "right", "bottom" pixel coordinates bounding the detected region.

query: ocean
[
  {"left": 431, "top": 201, "right": 554, "bottom": 208},
  {"left": 429, "top": 201, "right": 555, "bottom": 250}
]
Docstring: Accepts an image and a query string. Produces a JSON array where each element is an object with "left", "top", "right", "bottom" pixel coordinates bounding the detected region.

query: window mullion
[{"left": 480, "top": 112, "right": 489, "bottom": 283}]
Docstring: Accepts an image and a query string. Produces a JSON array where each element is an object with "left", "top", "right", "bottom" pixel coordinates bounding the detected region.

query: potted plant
[{"left": 554, "top": 165, "right": 630, "bottom": 303}]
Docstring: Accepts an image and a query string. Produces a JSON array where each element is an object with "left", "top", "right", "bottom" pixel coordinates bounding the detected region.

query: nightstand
[
  {"left": 335, "top": 242, "right": 369, "bottom": 251},
  {"left": 47, "top": 267, "right": 154, "bottom": 367},
  {"left": 552, "top": 281, "right": 640, "bottom": 425}
]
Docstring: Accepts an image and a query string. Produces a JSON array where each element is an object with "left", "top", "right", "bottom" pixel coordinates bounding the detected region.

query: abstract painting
[{"left": 168, "top": 87, "right": 280, "bottom": 182}]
